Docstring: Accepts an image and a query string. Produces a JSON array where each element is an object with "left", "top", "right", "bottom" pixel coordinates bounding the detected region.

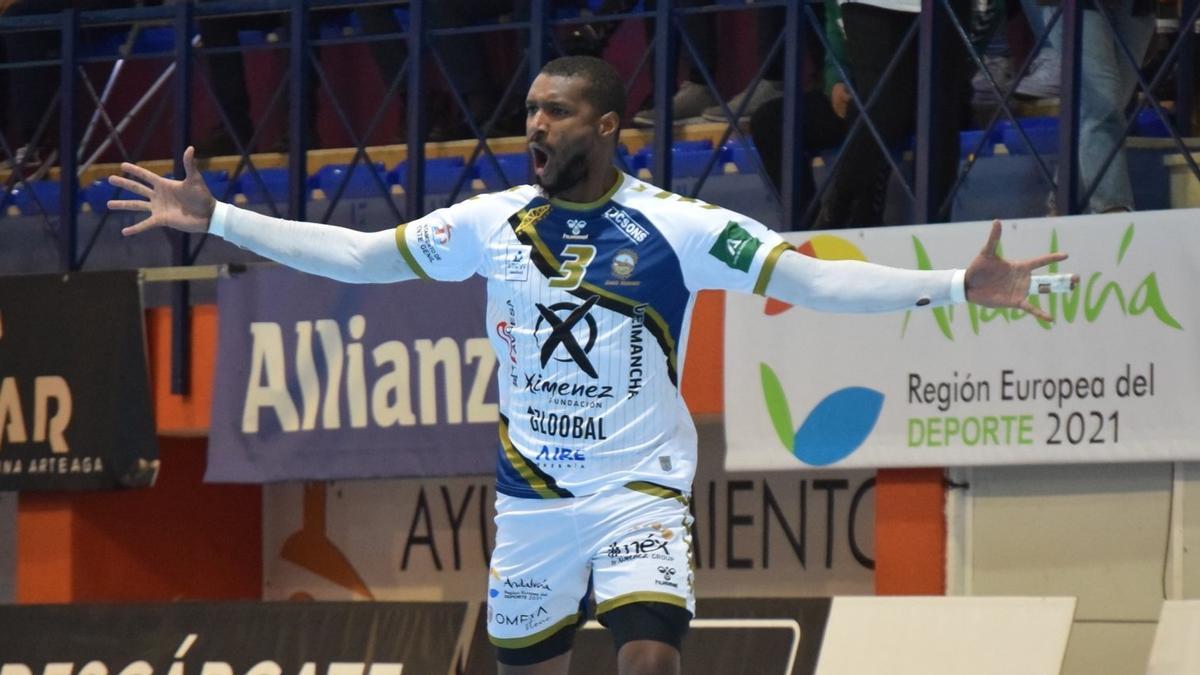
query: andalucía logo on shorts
[
  {"left": 708, "top": 221, "right": 761, "bottom": 272},
  {"left": 761, "top": 235, "right": 884, "bottom": 465}
]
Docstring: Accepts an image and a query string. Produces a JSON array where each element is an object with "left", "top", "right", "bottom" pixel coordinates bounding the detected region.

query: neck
[{"left": 552, "top": 161, "right": 618, "bottom": 205}]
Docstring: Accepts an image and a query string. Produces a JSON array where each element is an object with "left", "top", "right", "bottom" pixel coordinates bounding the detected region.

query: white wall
[{"left": 953, "top": 462, "right": 1199, "bottom": 675}]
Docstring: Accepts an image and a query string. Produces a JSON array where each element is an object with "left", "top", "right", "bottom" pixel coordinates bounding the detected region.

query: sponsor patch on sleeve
[{"left": 708, "top": 221, "right": 762, "bottom": 272}]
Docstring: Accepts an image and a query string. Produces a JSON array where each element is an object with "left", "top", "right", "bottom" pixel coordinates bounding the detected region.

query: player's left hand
[{"left": 964, "top": 219, "right": 1078, "bottom": 322}]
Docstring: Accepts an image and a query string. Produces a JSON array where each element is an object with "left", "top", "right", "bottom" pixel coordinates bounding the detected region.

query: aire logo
[{"left": 760, "top": 235, "right": 882, "bottom": 465}]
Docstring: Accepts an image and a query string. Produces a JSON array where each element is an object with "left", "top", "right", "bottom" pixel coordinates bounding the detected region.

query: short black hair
[{"left": 539, "top": 56, "right": 626, "bottom": 125}]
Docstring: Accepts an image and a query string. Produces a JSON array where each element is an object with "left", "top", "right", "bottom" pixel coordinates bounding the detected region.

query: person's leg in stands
[
  {"left": 815, "top": 4, "right": 917, "bottom": 228},
  {"left": 3, "top": 0, "right": 69, "bottom": 169},
  {"left": 1076, "top": 1, "right": 1154, "bottom": 213},
  {"left": 195, "top": 0, "right": 255, "bottom": 155}
]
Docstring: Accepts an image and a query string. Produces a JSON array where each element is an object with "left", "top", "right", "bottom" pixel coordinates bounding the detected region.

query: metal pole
[
  {"left": 59, "top": 8, "right": 78, "bottom": 271},
  {"left": 529, "top": 0, "right": 547, "bottom": 84},
  {"left": 781, "top": 0, "right": 807, "bottom": 230},
  {"left": 170, "top": 0, "right": 194, "bottom": 395},
  {"left": 405, "top": 0, "right": 426, "bottom": 221},
  {"left": 914, "top": 0, "right": 941, "bottom": 224},
  {"left": 1057, "top": 0, "right": 1083, "bottom": 214},
  {"left": 652, "top": 0, "right": 676, "bottom": 189},
  {"left": 1178, "top": 0, "right": 1196, "bottom": 136},
  {"left": 289, "top": 0, "right": 310, "bottom": 221}
]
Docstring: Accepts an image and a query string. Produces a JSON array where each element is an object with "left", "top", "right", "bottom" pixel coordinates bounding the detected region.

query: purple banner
[{"left": 208, "top": 266, "right": 496, "bottom": 482}]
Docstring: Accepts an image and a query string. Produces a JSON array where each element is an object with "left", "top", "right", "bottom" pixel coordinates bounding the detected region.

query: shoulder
[
  {"left": 613, "top": 176, "right": 744, "bottom": 245},
  {"left": 424, "top": 185, "right": 540, "bottom": 240}
]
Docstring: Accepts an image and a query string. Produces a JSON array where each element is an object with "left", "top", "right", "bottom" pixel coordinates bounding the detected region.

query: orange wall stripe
[
  {"left": 874, "top": 468, "right": 946, "bottom": 595},
  {"left": 147, "top": 305, "right": 218, "bottom": 435},
  {"left": 681, "top": 290, "right": 724, "bottom": 415}
]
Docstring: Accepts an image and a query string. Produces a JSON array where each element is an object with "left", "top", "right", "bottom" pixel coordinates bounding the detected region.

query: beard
[{"left": 535, "top": 147, "right": 590, "bottom": 198}]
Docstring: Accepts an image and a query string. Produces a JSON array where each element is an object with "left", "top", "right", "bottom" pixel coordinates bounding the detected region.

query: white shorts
[{"left": 486, "top": 481, "right": 696, "bottom": 649}]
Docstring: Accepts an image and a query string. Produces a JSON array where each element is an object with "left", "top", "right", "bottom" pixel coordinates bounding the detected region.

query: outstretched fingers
[
  {"left": 1020, "top": 298, "right": 1054, "bottom": 322},
  {"left": 1023, "top": 251, "right": 1069, "bottom": 271},
  {"left": 107, "top": 174, "right": 154, "bottom": 199},
  {"left": 120, "top": 215, "right": 160, "bottom": 237},
  {"left": 980, "top": 219, "right": 1002, "bottom": 257},
  {"left": 120, "top": 161, "right": 165, "bottom": 186},
  {"left": 107, "top": 198, "right": 152, "bottom": 212},
  {"left": 182, "top": 145, "right": 199, "bottom": 181}
]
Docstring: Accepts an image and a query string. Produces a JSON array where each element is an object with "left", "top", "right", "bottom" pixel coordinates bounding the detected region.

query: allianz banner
[
  {"left": 0, "top": 601, "right": 466, "bottom": 674},
  {"left": 725, "top": 210, "right": 1200, "bottom": 470},
  {"left": 0, "top": 271, "right": 158, "bottom": 490},
  {"left": 209, "top": 267, "right": 496, "bottom": 482}
]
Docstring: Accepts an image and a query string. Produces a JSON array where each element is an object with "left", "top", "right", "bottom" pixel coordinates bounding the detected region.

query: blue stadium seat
[
  {"left": 998, "top": 117, "right": 1058, "bottom": 156},
  {"left": 318, "top": 11, "right": 357, "bottom": 40},
  {"left": 634, "top": 140, "right": 728, "bottom": 178},
  {"left": 477, "top": 153, "right": 531, "bottom": 190},
  {"left": 391, "top": 157, "right": 471, "bottom": 194},
  {"left": 13, "top": 180, "right": 78, "bottom": 217},
  {"left": 312, "top": 162, "right": 388, "bottom": 199},
  {"left": 203, "top": 170, "right": 233, "bottom": 202},
  {"left": 85, "top": 179, "right": 122, "bottom": 214},
  {"left": 1134, "top": 108, "right": 1171, "bottom": 138},
  {"left": 723, "top": 139, "right": 763, "bottom": 174},
  {"left": 237, "top": 168, "right": 305, "bottom": 205},
  {"left": 959, "top": 128, "right": 998, "bottom": 159},
  {"left": 81, "top": 26, "right": 177, "bottom": 58}
]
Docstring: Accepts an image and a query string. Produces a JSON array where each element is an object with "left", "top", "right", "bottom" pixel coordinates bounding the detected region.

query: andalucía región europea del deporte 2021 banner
[{"left": 723, "top": 210, "right": 1200, "bottom": 471}]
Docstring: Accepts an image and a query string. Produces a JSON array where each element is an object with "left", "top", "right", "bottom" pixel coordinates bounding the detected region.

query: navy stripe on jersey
[
  {"left": 495, "top": 413, "right": 574, "bottom": 499},
  {"left": 506, "top": 199, "right": 689, "bottom": 386}
]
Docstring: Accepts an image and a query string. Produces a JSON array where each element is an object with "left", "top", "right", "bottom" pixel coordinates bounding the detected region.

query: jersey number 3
[{"left": 549, "top": 245, "right": 596, "bottom": 290}]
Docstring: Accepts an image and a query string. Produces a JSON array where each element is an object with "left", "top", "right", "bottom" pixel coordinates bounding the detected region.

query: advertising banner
[
  {"left": 0, "top": 602, "right": 466, "bottom": 675},
  {"left": 262, "top": 420, "right": 874, "bottom": 603},
  {"left": 0, "top": 271, "right": 158, "bottom": 490},
  {"left": 209, "top": 267, "right": 497, "bottom": 482},
  {"left": 724, "top": 210, "right": 1200, "bottom": 470}
]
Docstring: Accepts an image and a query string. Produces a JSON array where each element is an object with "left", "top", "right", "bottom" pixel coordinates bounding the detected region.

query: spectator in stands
[
  {"left": 357, "top": 1, "right": 526, "bottom": 142},
  {"left": 812, "top": 0, "right": 972, "bottom": 228},
  {"left": 3, "top": 0, "right": 59, "bottom": 173},
  {"left": 625, "top": 2, "right": 796, "bottom": 126},
  {"left": 970, "top": 0, "right": 1061, "bottom": 104},
  {"left": 1, "top": 0, "right": 144, "bottom": 174},
  {"left": 1040, "top": 0, "right": 1155, "bottom": 213},
  {"left": 748, "top": 0, "right": 851, "bottom": 223},
  {"left": 193, "top": 0, "right": 319, "bottom": 156}
]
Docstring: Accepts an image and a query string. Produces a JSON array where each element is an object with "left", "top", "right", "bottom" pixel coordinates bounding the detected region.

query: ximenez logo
[{"left": 241, "top": 315, "right": 497, "bottom": 433}]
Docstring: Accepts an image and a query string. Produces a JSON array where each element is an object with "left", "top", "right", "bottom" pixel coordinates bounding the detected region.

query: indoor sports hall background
[{"left": 1, "top": 1, "right": 1199, "bottom": 673}]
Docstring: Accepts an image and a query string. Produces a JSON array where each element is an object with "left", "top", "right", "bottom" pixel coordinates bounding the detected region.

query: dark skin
[
  {"left": 107, "top": 71, "right": 1075, "bottom": 675},
  {"left": 526, "top": 72, "right": 621, "bottom": 203}
]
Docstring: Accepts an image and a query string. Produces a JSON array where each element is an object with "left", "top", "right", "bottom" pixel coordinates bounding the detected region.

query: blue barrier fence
[{"left": 1, "top": 0, "right": 1197, "bottom": 391}]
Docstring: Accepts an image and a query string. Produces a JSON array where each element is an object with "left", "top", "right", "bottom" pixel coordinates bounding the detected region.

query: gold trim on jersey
[
  {"left": 596, "top": 591, "right": 689, "bottom": 616},
  {"left": 499, "top": 415, "right": 572, "bottom": 499},
  {"left": 393, "top": 223, "right": 430, "bottom": 280},
  {"left": 754, "top": 241, "right": 792, "bottom": 296},
  {"left": 624, "top": 480, "right": 689, "bottom": 505},
  {"left": 578, "top": 280, "right": 678, "bottom": 381},
  {"left": 507, "top": 199, "right": 681, "bottom": 386},
  {"left": 488, "top": 613, "right": 581, "bottom": 649},
  {"left": 548, "top": 168, "right": 623, "bottom": 211}
]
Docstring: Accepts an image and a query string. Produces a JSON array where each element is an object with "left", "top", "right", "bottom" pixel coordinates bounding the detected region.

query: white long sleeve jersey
[{"left": 213, "top": 171, "right": 964, "bottom": 499}]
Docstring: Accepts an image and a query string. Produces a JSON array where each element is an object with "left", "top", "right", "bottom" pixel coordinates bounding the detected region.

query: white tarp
[{"left": 724, "top": 210, "right": 1200, "bottom": 471}]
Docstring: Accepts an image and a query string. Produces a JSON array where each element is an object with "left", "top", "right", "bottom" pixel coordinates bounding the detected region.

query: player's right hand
[{"left": 108, "top": 145, "right": 216, "bottom": 236}]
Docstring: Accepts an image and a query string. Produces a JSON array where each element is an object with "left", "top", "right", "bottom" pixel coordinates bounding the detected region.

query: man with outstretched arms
[{"left": 110, "top": 56, "right": 1073, "bottom": 675}]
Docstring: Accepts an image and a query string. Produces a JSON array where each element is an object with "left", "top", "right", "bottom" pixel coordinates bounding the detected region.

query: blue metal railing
[{"left": 1, "top": 0, "right": 1198, "bottom": 391}]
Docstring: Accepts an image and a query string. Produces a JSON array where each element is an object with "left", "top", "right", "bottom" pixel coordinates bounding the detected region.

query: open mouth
[{"left": 530, "top": 145, "right": 550, "bottom": 177}]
